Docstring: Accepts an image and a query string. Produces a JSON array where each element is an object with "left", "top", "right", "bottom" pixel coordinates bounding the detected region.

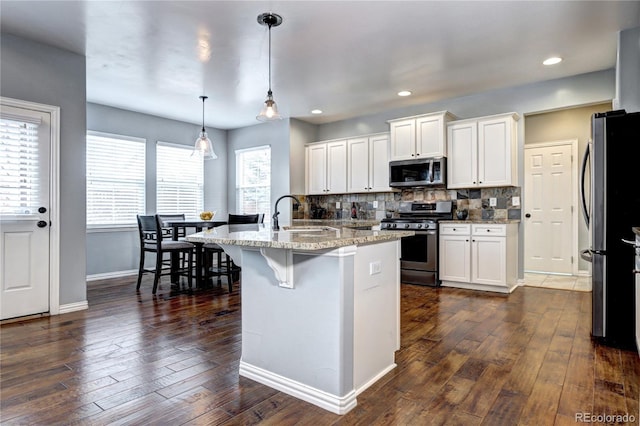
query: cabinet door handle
[
  {"left": 621, "top": 238, "right": 640, "bottom": 248},
  {"left": 486, "top": 229, "right": 491, "bottom": 232}
]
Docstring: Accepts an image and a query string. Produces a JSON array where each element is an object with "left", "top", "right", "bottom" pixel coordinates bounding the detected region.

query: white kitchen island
[{"left": 186, "top": 224, "right": 412, "bottom": 414}]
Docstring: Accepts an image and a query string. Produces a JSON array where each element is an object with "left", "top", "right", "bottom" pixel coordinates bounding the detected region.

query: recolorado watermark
[{"left": 575, "top": 412, "right": 636, "bottom": 423}]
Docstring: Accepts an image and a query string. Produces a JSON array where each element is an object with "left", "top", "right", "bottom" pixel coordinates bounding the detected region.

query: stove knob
[
  {"left": 404, "top": 224, "right": 410, "bottom": 229},
  {"left": 417, "top": 224, "right": 422, "bottom": 229},
  {"left": 392, "top": 223, "right": 397, "bottom": 228}
]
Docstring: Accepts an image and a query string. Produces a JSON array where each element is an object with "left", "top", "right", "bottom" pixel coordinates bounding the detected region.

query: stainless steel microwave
[{"left": 389, "top": 157, "right": 446, "bottom": 188}]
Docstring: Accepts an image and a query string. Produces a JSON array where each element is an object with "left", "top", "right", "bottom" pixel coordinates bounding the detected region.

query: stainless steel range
[{"left": 381, "top": 201, "right": 453, "bottom": 286}]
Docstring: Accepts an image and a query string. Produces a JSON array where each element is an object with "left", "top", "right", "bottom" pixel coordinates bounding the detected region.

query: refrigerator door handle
[{"left": 580, "top": 141, "right": 591, "bottom": 227}]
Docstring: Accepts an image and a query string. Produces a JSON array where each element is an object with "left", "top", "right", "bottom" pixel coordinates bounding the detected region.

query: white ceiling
[{"left": 1, "top": 1, "right": 639, "bottom": 130}]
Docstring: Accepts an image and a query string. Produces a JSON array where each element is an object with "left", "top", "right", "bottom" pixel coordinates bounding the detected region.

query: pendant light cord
[{"left": 268, "top": 22, "right": 272, "bottom": 93}]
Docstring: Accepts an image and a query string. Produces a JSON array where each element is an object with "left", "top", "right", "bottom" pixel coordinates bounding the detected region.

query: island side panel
[
  {"left": 353, "top": 239, "right": 401, "bottom": 393},
  {"left": 239, "top": 246, "right": 356, "bottom": 398}
]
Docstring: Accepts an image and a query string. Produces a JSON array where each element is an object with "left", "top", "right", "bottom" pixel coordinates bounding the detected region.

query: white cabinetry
[
  {"left": 305, "top": 140, "right": 347, "bottom": 195},
  {"left": 388, "top": 111, "right": 455, "bottom": 160},
  {"left": 439, "top": 222, "right": 518, "bottom": 293},
  {"left": 447, "top": 113, "right": 519, "bottom": 189},
  {"left": 347, "top": 133, "right": 390, "bottom": 192}
]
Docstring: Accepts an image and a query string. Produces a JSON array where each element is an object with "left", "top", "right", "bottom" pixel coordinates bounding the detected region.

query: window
[
  {"left": 156, "top": 142, "right": 203, "bottom": 218},
  {"left": 236, "top": 145, "right": 271, "bottom": 218},
  {"left": 0, "top": 116, "right": 41, "bottom": 215},
  {"left": 86, "top": 131, "right": 146, "bottom": 227}
]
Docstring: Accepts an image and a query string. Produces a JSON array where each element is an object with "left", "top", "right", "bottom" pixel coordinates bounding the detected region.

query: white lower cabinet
[{"left": 439, "top": 222, "right": 518, "bottom": 293}]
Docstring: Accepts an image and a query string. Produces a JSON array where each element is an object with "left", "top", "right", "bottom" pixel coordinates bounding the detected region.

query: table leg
[{"left": 170, "top": 226, "right": 180, "bottom": 283}]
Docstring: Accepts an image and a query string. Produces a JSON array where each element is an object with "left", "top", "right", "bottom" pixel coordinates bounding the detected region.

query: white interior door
[
  {"left": 0, "top": 104, "right": 51, "bottom": 320},
  {"left": 524, "top": 141, "right": 575, "bottom": 274}
]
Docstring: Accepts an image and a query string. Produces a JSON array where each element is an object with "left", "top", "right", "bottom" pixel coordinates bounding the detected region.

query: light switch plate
[
  {"left": 373, "top": 200, "right": 378, "bottom": 208},
  {"left": 512, "top": 196, "right": 520, "bottom": 206},
  {"left": 490, "top": 197, "right": 497, "bottom": 207},
  {"left": 336, "top": 202, "right": 341, "bottom": 208},
  {"left": 369, "top": 261, "right": 381, "bottom": 275}
]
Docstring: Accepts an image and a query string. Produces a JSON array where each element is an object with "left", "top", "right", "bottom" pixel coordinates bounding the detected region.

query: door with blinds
[{"left": 0, "top": 104, "right": 51, "bottom": 320}]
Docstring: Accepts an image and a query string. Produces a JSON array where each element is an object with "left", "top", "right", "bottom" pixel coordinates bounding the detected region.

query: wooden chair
[
  {"left": 157, "top": 213, "right": 186, "bottom": 240},
  {"left": 136, "top": 214, "right": 195, "bottom": 294},
  {"left": 203, "top": 213, "right": 261, "bottom": 291}
]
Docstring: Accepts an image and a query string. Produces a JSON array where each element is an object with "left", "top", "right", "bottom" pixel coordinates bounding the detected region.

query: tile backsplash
[{"left": 293, "top": 187, "right": 521, "bottom": 221}]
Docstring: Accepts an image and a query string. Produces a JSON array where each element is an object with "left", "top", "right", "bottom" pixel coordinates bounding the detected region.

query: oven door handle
[{"left": 414, "top": 229, "right": 437, "bottom": 235}]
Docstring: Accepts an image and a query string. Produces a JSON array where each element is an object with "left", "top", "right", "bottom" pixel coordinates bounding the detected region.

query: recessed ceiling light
[
  {"left": 397, "top": 90, "right": 412, "bottom": 97},
  {"left": 311, "top": 109, "right": 323, "bottom": 114},
  {"left": 543, "top": 57, "right": 562, "bottom": 66}
]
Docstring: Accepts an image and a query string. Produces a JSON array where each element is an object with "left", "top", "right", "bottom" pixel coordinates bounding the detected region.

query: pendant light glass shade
[
  {"left": 257, "top": 90, "right": 280, "bottom": 122},
  {"left": 192, "top": 95, "right": 217, "bottom": 160},
  {"left": 256, "top": 13, "right": 283, "bottom": 122}
]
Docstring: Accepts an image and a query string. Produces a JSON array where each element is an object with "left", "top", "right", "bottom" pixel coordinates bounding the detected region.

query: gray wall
[
  {"left": 227, "top": 120, "right": 293, "bottom": 225},
  {"left": 1, "top": 34, "right": 87, "bottom": 305},
  {"left": 86, "top": 103, "right": 228, "bottom": 276},
  {"left": 616, "top": 26, "right": 640, "bottom": 112},
  {"left": 289, "top": 119, "right": 318, "bottom": 195},
  {"left": 316, "top": 70, "right": 615, "bottom": 141}
]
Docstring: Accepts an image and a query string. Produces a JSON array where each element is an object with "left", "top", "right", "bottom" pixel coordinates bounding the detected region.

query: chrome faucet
[{"left": 272, "top": 195, "right": 301, "bottom": 230}]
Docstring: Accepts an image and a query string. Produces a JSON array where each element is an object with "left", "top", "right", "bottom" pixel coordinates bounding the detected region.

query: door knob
[
  {"left": 37, "top": 220, "right": 48, "bottom": 228},
  {"left": 525, "top": 213, "right": 531, "bottom": 218}
]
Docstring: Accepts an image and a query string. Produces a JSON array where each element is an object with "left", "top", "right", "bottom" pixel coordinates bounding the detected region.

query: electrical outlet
[
  {"left": 372, "top": 200, "right": 378, "bottom": 209},
  {"left": 512, "top": 196, "right": 520, "bottom": 206},
  {"left": 490, "top": 197, "right": 497, "bottom": 207},
  {"left": 369, "top": 261, "right": 381, "bottom": 275},
  {"left": 336, "top": 201, "right": 341, "bottom": 209}
]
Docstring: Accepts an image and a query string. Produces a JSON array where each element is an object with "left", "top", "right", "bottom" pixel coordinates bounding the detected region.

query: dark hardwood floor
[{"left": 1, "top": 275, "right": 639, "bottom": 425}]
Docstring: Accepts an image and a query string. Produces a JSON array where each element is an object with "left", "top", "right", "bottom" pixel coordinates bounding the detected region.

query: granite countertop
[
  {"left": 440, "top": 219, "right": 521, "bottom": 224},
  {"left": 633, "top": 227, "right": 640, "bottom": 236},
  {"left": 185, "top": 223, "right": 413, "bottom": 250},
  {"left": 292, "top": 219, "right": 380, "bottom": 228}
]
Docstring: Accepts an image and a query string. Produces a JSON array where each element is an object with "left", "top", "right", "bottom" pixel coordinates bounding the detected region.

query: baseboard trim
[
  {"left": 87, "top": 270, "right": 137, "bottom": 282},
  {"left": 59, "top": 301, "right": 88, "bottom": 314},
  {"left": 239, "top": 361, "right": 357, "bottom": 415}
]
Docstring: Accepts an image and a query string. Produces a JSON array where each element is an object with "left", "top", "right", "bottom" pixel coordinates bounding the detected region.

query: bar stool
[
  {"left": 136, "top": 215, "right": 195, "bottom": 294},
  {"left": 203, "top": 214, "right": 260, "bottom": 291}
]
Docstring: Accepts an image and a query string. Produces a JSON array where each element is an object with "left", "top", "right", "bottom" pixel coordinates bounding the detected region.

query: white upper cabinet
[
  {"left": 347, "top": 133, "right": 390, "bottom": 193},
  {"left": 447, "top": 112, "right": 519, "bottom": 189},
  {"left": 388, "top": 111, "right": 455, "bottom": 160},
  {"left": 307, "top": 133, "right": 389, "bottom": 195},
  {"left": 306, "top": 143, "right": 328, "bottom": 195},
  {"left": 305, "top": 140, "right": 347, "bottom": 195}
]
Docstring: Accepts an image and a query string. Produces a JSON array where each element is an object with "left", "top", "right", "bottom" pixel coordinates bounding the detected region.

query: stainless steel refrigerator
[{"left": 580, "top": 110, "right": 640, "bottom": 349}]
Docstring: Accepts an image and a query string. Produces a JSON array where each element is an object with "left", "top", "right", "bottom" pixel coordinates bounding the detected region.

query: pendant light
[
  {"left": 193, "top": 95, "right": 217, "bottom": 160},
  {"left": 256, "top": 12, "right": 283, "bottom": 122}
]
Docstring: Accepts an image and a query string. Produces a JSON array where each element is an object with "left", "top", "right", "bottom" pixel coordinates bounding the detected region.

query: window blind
[
  {"left": 86, "top": 132, "right": 146, "bottom": 226},
  {"left": 236, "top": 145, "right": 271, "bottom": 218},
  {"left": 156, "top": 142, "right": 203, "bottom": 218},
  {"left": 0, "top": 118, "right": 40, "bottom": 214}
]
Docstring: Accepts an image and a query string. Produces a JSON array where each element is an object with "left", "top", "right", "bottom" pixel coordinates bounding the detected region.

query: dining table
[{"left": 164, "top": 219, "right": 227, "bottom": 288}]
